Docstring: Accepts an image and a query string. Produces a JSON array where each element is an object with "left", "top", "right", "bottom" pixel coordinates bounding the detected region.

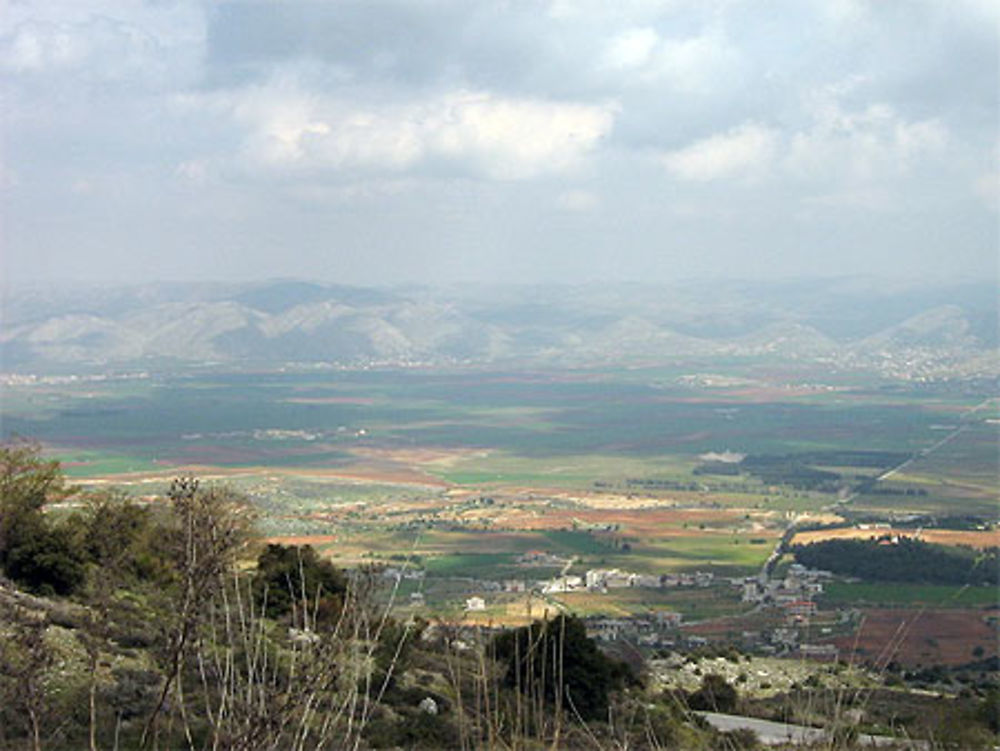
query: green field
[
  {"left": 424, "top": 553, "right": 519, "bottom": 578},
  {"left": 820, "top": 581, "right": 999, "bottom": 607},
  {"left": 4, "top": 365, "right": 996, "bottom": 601},
  {"left": 555, "top": 586, "right": 747, "bottom": 620},
  {"left": 5, "top": 367, "right": 986, "bottom": 488},
  {"left": 577, "top": 536, "right": 776, "bottom": 577}
]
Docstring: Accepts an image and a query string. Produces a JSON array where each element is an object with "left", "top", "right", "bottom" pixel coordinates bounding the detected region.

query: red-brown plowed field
[{"left": 834, "top": 608, "right": 997, "bottom": 667}]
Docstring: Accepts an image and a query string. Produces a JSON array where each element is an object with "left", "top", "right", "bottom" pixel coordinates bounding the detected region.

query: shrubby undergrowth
[
  {"left": 1, "top": 440, "right": 997, "bottom": 750},
  {"left": 0, "top": 442, "right": 724, "bottom": 750}
]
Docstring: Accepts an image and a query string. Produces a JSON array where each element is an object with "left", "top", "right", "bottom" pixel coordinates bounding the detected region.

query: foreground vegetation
[
  {"left": 0, "top": 442, "right": 757, "bottom": 750},
  {"left": 1, "top": 424, "right": 997, "bottom": 750}
]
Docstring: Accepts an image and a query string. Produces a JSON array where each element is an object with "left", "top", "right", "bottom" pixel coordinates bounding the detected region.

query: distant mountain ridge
[{"left": 2, "top": 279, "right": 996, "bottom": 373}]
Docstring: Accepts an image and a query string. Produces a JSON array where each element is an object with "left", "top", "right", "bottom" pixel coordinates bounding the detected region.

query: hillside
[{"left": 2, "top": 279, "right": 997, "bottom": 373}]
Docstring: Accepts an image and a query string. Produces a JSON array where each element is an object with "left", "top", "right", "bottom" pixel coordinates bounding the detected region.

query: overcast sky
[{"left": 2, "top": 0, "right": 997, "bottom": 286}]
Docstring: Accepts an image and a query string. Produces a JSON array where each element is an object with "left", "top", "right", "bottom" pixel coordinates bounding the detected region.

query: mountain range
[{"left": 2, "top": 279, "right": 996, "bottom": 373}]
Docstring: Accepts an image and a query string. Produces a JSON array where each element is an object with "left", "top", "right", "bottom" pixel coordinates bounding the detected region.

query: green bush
[
  {"left": 687, "top": 674, "right": 739, "bottom": 714},
  {"left": 492, "top": 614, "right": 631, "bottom": 722},
  {"left": 5, "top": 524, "right": 86, "bottom": 596},
  {"left": 254, "top": 543, "right": 347, "bottom": 623}
]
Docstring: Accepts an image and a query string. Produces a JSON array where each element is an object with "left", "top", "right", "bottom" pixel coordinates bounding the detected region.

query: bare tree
[
  {"left": 0, "top": 606, "right": 54, "bottom": 751},
  {"left": 141, "top": 478, "right": 252, "bottom": 749}
]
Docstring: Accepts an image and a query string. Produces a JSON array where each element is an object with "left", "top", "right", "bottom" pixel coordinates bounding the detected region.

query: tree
[
  {"left": 0, "top": 607, "right": 55, "bottom": 751},
  {"left": 4, "top": 525, "right": 85, "bottom": 595},
  {"left": 492, "top": 614, "right": 630, "bottom": 722},
  {"left": 0, "top": 440, "right": 83, "bottom": 595},
  {"left": 1, "top": 441, "right": 68, "bottom": 560},
  {"left": 687, "top": 673, "right": 738, "bottom": 713},
  {"left": 141, "top": 478, "right": 253, "bottom": 747},
  {"left": 254, "top": 543, "right": 347, "bottom": 625}
]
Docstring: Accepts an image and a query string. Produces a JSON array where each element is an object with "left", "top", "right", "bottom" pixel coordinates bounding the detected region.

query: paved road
[{"left": 698, "top": 711, "right": 929, "bottom": 748}]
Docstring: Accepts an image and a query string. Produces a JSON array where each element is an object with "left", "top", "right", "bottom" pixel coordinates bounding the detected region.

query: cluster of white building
[
  {"left": 739, "top": 563, "right": 829, "bottom": 605},
  {"left": 586, "top": 611, "right": 684, "bottom": 644},
  {"left": 454, "top": 567, "right": 721, "bottom": 610},
  {"left": 585, "top": 568, "right": 714, "bottom": 591},
  {"left": 539, "top": 568, "right": 716, "bottom": 594}
]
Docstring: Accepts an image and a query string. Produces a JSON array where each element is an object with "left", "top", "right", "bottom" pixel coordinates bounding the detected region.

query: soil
[{"left": 833, "top": 608, "right": 998, "bottom": 667}]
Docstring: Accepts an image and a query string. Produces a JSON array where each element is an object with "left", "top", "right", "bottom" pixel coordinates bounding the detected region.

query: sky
[{"left": 2, "top": 0, "right": 997, "bottom": 286}]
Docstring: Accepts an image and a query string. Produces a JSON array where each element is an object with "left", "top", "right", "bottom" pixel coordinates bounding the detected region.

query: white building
[{"left": 541, "top": 575, "right": 583, "bottom": 593}]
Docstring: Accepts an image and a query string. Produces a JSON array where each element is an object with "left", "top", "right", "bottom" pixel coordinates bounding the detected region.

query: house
[
  {"left": 465, "top": 596, "right": 486, "bottom": 612},
  {"left": 694, "top": 572, "right": 715, "bottom": 587},
  {"left": 588, "top": 618, "right": 630, "bottom": 641},
  {"left": 585, "top": 569, "right": 606, "bottom": 589},
  {"left": 770, "top": 628, "right": 798, "bottom": 648},
  {"left": 632, "top": 574, "right": 662, "bottom": 588},
  {"left": 742, "top": 579, "right": 763, "bottom": 603},
  {"left": 799, "top": 643, "right": 839, "bottom": 660},
  {"left": 655, "top": 611, "right": 682, "bottom": 628},
  {"left": 784, "top": 600, "right": 818, "bottom": 618},
  {"left": 772, "top": 591, "right": 801, "bottom": 605},
  {"left": 541, "top": 575, "right": 583, "bottom": 593},
  {"left": 605, "top": 570, "right": 632, "bottom": 588},
  {"left": 517, "top": 550, "right": 563, "bottom": 565}
]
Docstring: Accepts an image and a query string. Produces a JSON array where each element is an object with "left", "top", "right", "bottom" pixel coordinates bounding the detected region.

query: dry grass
[{"left": 792, "top": 527, "right": 1000, "bottom": 549}]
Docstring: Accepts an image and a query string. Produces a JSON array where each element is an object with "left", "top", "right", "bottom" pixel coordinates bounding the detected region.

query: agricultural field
[
  {"left": 819, "top": 582, "right": 999, "bottom": 608},
  {"left": 5, "top": 366, "right": 989, "bottom": 483},
  {"left": 833, "top": 608, "right": 998, "bottom": 667},
  {"left": 2, "top": 363, "right": 997, "bottom": 638},
  {"left": 555, "top": 586, "right": 747, "bottom": 621},
  {"left": 791, "top": 527, "right": 1000, "bottom": 549}
]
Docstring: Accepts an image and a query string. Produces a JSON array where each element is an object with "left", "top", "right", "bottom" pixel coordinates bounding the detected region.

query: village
[{"left": 379, "top": 552, "right": 843, "bottom": 661}]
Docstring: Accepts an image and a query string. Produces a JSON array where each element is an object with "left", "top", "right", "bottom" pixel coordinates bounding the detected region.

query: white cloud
[
  {"left": 217, "top": 84, "right": 617, "bottom": 181},
  {"left": 973, "top": 139, "right": 999, "bottom": 211},
  {"left": 973, "top": 173, "right": 998, "bottom": 211},
  {"left": 430, "top": 93, "right": 616, "bottom": 179},
  {"left": 285, "top": 179, "right": 419, "bottom": 206},
  {"left": 661, "top": 92, "right": 950, "bottom": 189},
  {"left": 601, "top": 27, "right": 659, "bottom": 70},
  {"left": 800, "top": 187, "right": 896, "bottom": 212},
  {"left": 175, "top": 159, "right": 211, "bottom": 185},
  {"left": 548, "top": 0, "right": 678, "bottom": 23},
  {"left": 3, "top": 21, "right": 86, "bottom": 71},
  {"left": 661, "top": 122, "right": 777, "bottom": 181},
  {"left": 1, "top": 5, "right": 203, "bottom": 85},
  {"left": 3, "top": 0, "right": 996, "bottom": 283},
  {"left": 785, "top": 99, "right": 948, "bottom": 183},
  {"left": 557, "top": 189, "right": 600, "bottom": 211},
  {"left": 646, "top": 31, "right": 739, "bottom": 92},
  {"left": 596, "top": 25, "right": 740, "bottom": 93}
]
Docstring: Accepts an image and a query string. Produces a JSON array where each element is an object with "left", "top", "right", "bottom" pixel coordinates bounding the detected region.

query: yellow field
[{"left": 792, "top": 527, "right": 999, "bottom": 549}]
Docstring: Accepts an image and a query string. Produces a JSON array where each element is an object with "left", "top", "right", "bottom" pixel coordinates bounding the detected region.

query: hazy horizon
[
  {"left": 4, "top": 272, "right": 996, "bottom": 293},
  {"left": 3, "top": 1, "right": 998, "bottom": 287}
]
